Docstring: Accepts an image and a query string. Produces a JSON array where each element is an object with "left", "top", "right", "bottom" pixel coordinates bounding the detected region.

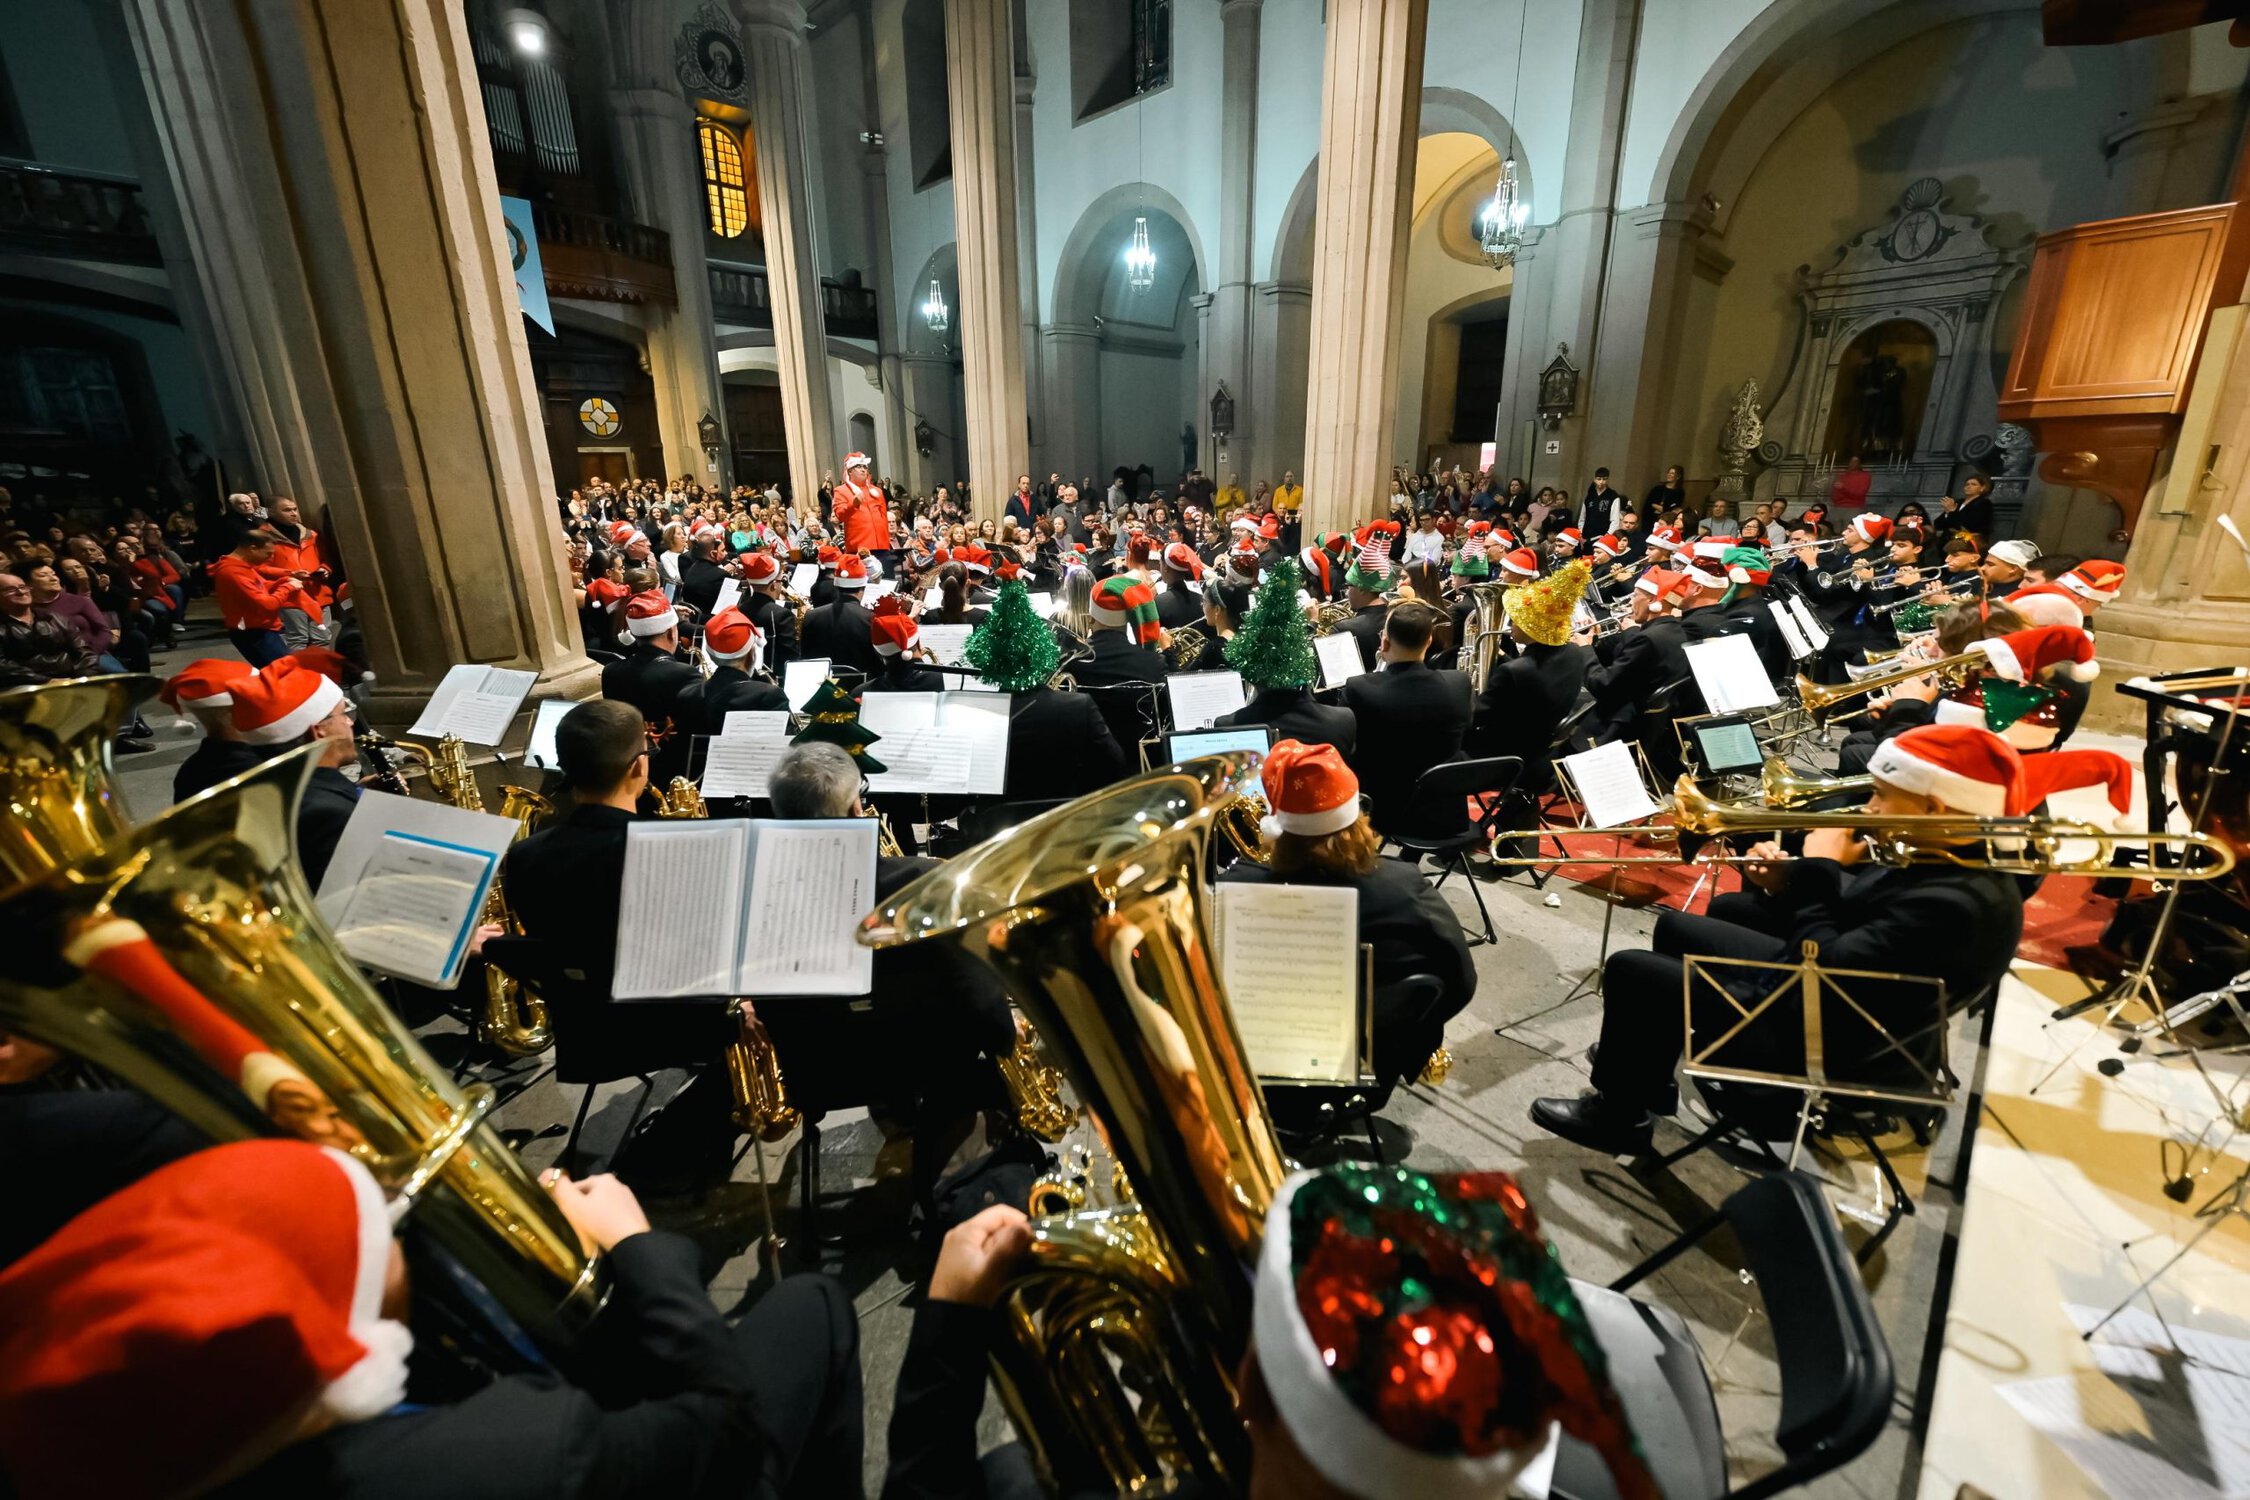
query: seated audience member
[
  {"left": 208, "top": 525, "right": 304, "bottom": 667},
  {"left": 1340, "top": 599, "right": 1473, "bottom": 834},
  {"left": 0, "top": 1140, "right": 864, "bottom": 1499},
  {"left": 674, "top": 607, "right": 787, "bottom": 738},
  {"left": 1470, "top": 560, "right": 1593, "bottom": 790},
  {"left": 0, "top": 571, "right": 94, "bottom": 687},
  {"left": 1219, "top": 742, "right": 1473, "bottom": 1082},
  {"left": 1528, "top": 724, "right": 2084, "bottom": 1154},
  {"left": 164, "top": 658, "right": 263, "bottom": 801},
  {"left": 883, "top": 1172, "right": 1659, "bottom": 1500},
  {"left": 228, "top": 658, "right": 361, "bottom": 885}
]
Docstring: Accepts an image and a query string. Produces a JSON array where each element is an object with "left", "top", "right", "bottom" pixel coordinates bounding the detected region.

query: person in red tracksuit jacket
[
  {"left": 831, "top": 452, "right": 893, "bottom": 557},
  {"left": 209, "top": 526, "right": 302, "bottom": 666}
]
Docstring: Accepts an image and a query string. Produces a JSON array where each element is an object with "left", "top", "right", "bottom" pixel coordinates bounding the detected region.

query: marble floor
[{"left": 115, "top": 617, "right": 1975, "bottom": 1500}]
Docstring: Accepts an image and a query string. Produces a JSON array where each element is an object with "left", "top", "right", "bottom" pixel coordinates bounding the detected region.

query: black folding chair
[
  {"left": 481, "top": 936, "right": 654, "bottom": 1175},
  {"left": 1385, "top": 756, "right": 1523, "bottom": 945},
  {"left": 1549, "top": 1171, "right": 1892, "bottom": 1500}
]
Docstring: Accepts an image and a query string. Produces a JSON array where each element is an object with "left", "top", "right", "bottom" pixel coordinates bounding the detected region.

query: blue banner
[{"left": 499, "top": 195, "right": 553, "bottom": 335}]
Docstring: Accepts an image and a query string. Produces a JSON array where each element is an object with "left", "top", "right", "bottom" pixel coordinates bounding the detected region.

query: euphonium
[
  {"left": 656, "top": 776, "right": 709, "bottom": 818},
  {"left": 1164, "top": 623, "right": 1208, "bottom": 669},
  {"left": 478, "top": 781, "right": 555, "bottom": 1056},
  {"left": 861, "top": 753, "right": 1287, "bottom": 1494},
  {"left": 1759, "top": 756, "right": 1874, "bottom": 809},
  {"left": 0, "top": 673, "right": 155, "bottom": 891},
  {"left": 1311, "top": 597, "right": 1353, "bottom": 635},
  {"left": 1456, "top": 580, "right": 1509, "bottom": 691},
  {"left": 0, "top": 745, "right": 602, "bottom": 1347}
]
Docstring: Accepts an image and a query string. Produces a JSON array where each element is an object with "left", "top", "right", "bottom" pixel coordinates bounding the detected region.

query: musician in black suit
[
  {"left": 1339, "top": 600, "right": 1473, "bottom": 835},
  {"left": 225, "top": 655, "right": 363, "bottom": 886},
  {"left": 864, "top": 600, "right": 948, "bottom": 692},
  {"left": 0, "top": 1138, "right": 865, "bottom": 1500},
  {"left": 1155, "top": 543, "right": 1205, "bottom": 633},
  {"left": 799, "top": 559, "right": 882, "bottom": 676},
  {"left": 676, "top": 532, "right": 734, "bottom": 619},
  {"left": 1470, "top": 560, "right": 1593, "bottom": 791},
  {"left": 739, "top": 551, "right": 802, "bottom": 671},
  {"left": 601, "top": 591, "right": 702, "bottom": 785},
  {"left": 1333, "top": 575, "right": 1391, "bottom": 673},
  {"left": 1532, "top": 724, "right": 2031, "bottom": 1154},
  {"left": 1684, "top": 545, "right": 1789, "bottom": 682},
  {"left": 1583, "top": 571, "right": 1695, "bottom": 777},
  {"left": 673, "top": 607, "right": 788, "bottom": 739}
]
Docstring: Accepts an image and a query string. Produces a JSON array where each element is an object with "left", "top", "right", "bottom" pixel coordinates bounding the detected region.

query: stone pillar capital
[{"left": 734, "top": 0, "right": 809, "bottom": 42}]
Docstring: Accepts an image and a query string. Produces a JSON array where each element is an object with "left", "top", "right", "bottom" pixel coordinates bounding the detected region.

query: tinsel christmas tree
[
  {"left": 1225, "top": 556, "right": 1319, "bottom": 691},
  {"left": 790, "top": 676, "right": 886, "bottom": 773},
  {"left": 963, "top": 578, "right": 1061, "bottom": 692}
]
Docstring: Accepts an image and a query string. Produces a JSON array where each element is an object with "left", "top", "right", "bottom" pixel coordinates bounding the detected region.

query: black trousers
[
  {"left": 1589, "top": 911, "right": 1795, "bottom": 1112},
  {"left": 739, "top": 1275, "right": 866, "bottom": 1500}
]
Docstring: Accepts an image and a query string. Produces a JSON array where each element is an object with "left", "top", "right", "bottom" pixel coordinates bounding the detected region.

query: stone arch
[{"left": 1049, "top": 181, "right": 1207, "bottom": 328}]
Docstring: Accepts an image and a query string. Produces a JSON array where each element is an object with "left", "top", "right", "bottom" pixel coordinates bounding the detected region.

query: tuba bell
[
  {"left": 0, "top": 745, "right": 603, "bottom": 1349},
  {"left": 0, "top": 673, "right": 157, "bottom": 889},
  {"left": 861, "top": 752, "right": 1287, "bottom": 1495}
]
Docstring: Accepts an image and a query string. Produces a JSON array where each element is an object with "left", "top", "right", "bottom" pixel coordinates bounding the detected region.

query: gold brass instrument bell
[
  {"left": 1759, "top": 757, "right": 1873, "bottom": 808},
  {"left": 0, "top": 673, "right": 157, "bottom": 889},
  {"left": 1794, "top": 650, "right": 1985, "bottom": 719},
  {"left": 861, "top": 752, "right": 1287, "bottom": 1494},
  {"left": 0, "top": 741, "right": 603, "bottom": 1348}
]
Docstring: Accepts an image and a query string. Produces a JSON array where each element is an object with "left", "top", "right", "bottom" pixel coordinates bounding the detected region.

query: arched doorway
[
  {"left": 1047, "top": 186, "right": 1205, "bottom": 486},
  {"left": 526, "top": 324, "right": 661, "bottom": 490}
]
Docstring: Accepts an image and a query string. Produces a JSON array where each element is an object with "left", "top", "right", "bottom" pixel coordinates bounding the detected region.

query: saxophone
[
  {"left": 860, "top": 753, "right": 1286, "bottom": 1494},
  {"left": 416, "top": 736, "right": 552, "bottom": 1057},
  {"left": 654, "top": 771, "right": 799, "bottom": 1140}
]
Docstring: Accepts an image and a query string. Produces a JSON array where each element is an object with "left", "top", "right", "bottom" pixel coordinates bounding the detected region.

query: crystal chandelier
[
  {"left": 921, "top": 276, "right": 949, "bottom": 335},
  {"left": 1124, "top": 216, "right": 1156, "bottom": 291},
  {"left": 1479, "top": 157, "right": 1527, "bottom": 270}
]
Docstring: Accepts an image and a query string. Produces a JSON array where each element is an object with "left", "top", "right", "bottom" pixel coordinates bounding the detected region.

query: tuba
[
  {"left": 0, "top": 673, "right": 156, "bottom": 888},
  {"left": 1455, "top": 580, "right": 1509, "bottom": 691},
  {"left": 861, "top": 752, "right": 1287, "bottom": 1494},
  {"left": 0, "top": 745, "right": 602, "bottom": 1348}
]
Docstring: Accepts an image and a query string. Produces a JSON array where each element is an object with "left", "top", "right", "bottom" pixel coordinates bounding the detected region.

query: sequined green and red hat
[{"left": 1255, "top": 1165, "right": 1656, "bottom": 1500}]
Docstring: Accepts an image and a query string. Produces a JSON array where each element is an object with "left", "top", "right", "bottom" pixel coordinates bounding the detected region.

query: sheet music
[
  {"left": 408, "top": 664, "right": 537, "bottom": 742},
  {"left": 1768, "top": 600, "right": 1814, "bottom": 661},
  {"left": 783, "top": 658, "right": 831, "bottom": 711},
  {"left": 865, "top": 727, "right": 976, "bottom": 794},
  {"left": 919, "top": 624, "right": 973, "bottom": 665},
  {"left": 1684, "top": 635, "right": 1780, "bottom": 713},
  {"left": 1561, "top": 740, "right": 1661, "bottom": 827},
  {"left": 330, "top": 833, "right": 496, "bottom": 988},
  {"left": 923, "top": 587, "right": 945, "bottom": 610},
  {"left": 722, "top": 710, "right": 793, "bottom": 739},
  {"left": 789, "top": 563, "right": 819, "bottom": 598},
  {"left": 737, "top": 821, "right": 877, "bottom": 996},
  {"left": 1215, "top": 883, "right": 1360, "bottom": 1085},
  {"left": 1025, "top": 592, "right": 1056, "bottom": 618},
  {"left": 711, "top": 579, "right": 742, "bottom": 616},
  {"left": 1167, "top": 669, "right": 1247, "bottom": 729},
  {"left": 857, "top": 693, "right": 939, "bottom": 735},
  {"left": 863, "top": 579, "right": 897, "bottom": 604},
  {"left": 1786, "top": 595, "right": 1831, "bottom": 650},
  {"left": 523, "top": 697, "right": 572, "bottom": 770},
  {"left": 699, "top": 734, "right": 791, "bottom": 798},
  {"left": 314, "top": 791, "right": 519, "bottom": 982},
  {"left": 613, "top": 822, "right": 749, "bottom": 999},
  {"left": 1315, "top": 632, "right": 1365, "bottom": 690}
]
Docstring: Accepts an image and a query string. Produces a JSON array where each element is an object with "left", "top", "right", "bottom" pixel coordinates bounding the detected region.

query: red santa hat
[
  {"left": 1498, "top": 547, "right": 1541, "bottom": 579},
  {"left": 1848, "top": 514, "right": 1893, "bottom": 546},
  {"left": 1259, "top": 739, "right": 1361, "bottom": 837},
  {"left": 1690, "top": 538, "right": 1731, "bottom": 563},
  {"left": 1299, "top": 547, "right": 1336, "bottom": 595},
  {"left": 1230, "top": 516, "right": 1259, "bottom": 535},
  {"left": 870, "top": 595, "right": 920, "bottom": 657},
  {"left": 2003, "top": 583, "right": 2088, "bottom": 630},
  {"left": 1259, "top": 513, "right": 1281, "bottom": 541},
  {"left": 0, "top": 1140, "right": 413, "bottom": 1500},
  {"left": 816, "top": 544, "right": 843, "bottom": 570},
  {"left": 230, "top": 657, "right": 346, "bottom": 745},
  {"left": 739, "top": 551, "right": 781, "bottom": 585},
  {"left": 2061, "top": 559, "right": 2125, "bottom": 604},
  {"left": 2014, "top": 747, "right": 2135, "bottom": 822},
  {"left": 844, "top": 451, "right": 872, "bottom": 472},
  {"left": 1555, "top": 527, "right": 1584, "bottom": 551},
  {"left": 834, "top": 555, "right": 869, "bottom": 590},
  {"left": 1864, "top": 723, "right": 2021, "bottom": 817},
  {"left": 1972, "top": 624, "right": 2099, "bottom": 684},
  {"left": 623, "top": 589, "right": 680, "bottom": 637},
  {"left": 1682, "top": 557, "right": 1730, "bottom": 591},
  {"left": 585, "top": 576, "right": 630, "bottom": 608},
  {"left": 1591, "top": 534, "right": 1626, "bottom": 560},
  {"left": 703, "top": 607, "right": 763, "bottom": 663},
  {"left": 959, "top": 545, "right": 992, "bottom": 577},
  {"left": 606, "top": 520, "right": 643, "bottom": 548},
  {"left": 1637, "top": 568, "right": 1692, "bottom": 607},
  {"left": 1646, "top": 524, "right": 1684, "bottom": 553},
  {"left": 159, "top": 657, "right": 253, "bottom": 713},
  {"left": 1164, "top": 541, "right": 1204, "bottom": 578}
]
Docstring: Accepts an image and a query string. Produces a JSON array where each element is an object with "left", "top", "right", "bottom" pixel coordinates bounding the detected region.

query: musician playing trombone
[{"left": 1529, "top": 724, "right": 2129, "bottom": 1156}]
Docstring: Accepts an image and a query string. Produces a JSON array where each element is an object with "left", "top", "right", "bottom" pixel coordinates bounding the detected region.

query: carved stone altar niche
[{"left": 1752, "top": 179, "right": 2026, "bottom": 526}]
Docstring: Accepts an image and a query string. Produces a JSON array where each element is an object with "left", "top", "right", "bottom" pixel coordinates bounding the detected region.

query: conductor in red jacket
[{"left": 831, "top": 452, "right": 893, "bottom": 559}]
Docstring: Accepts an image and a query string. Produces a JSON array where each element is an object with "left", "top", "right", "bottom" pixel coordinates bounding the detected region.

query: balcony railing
[
  {"left": 0, "top": 158, "right": 160, "bottom": 265},
  {"left": 710, "top": 260, "right": 880, "bottom": 340},
  {"left": 532, "top": 203, "right": 676, "bottom": 306}
]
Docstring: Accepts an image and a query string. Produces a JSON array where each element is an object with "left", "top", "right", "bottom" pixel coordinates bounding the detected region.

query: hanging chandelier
[
  {"left": 921, "top": 276, "right": 949, "bottom": 335},
  {"left": 1479, "top": 157, "right": 1527, "bottom": 269},
  {"left": 1125, "top": 216, "right": 1156, "bottom": 291}
]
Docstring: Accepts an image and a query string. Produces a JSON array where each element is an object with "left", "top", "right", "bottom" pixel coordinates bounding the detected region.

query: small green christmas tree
[
  {"left": 964, "top": 578, "right": 1061, "bottom": 692},
  {"left": 790, "top": 676, "right": 887, "bottom": 773},
  {"left": 1225, "top": 556, "right": 1319, "bottom": 691}
]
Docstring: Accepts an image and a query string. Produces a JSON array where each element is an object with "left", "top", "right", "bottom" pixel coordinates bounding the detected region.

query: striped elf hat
[{"left": 1091, "top": 575, "right": 1162, "bottom": 644}]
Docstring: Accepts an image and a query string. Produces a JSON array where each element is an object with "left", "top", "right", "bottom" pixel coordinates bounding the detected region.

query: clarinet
[{"left": 353, "top": 728, "right": 413, "bottom": 797}]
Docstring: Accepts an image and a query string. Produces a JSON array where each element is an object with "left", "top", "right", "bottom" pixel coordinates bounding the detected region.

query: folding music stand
[
  {"left": 1661, "top": 942, "right": 1950, "bottom": 1262},
  {"left": 1548, "top": 741, "right": 1669, "bottom": 1002}
]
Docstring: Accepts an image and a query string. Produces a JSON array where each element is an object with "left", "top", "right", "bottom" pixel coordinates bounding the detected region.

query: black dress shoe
[{"left": 1530, "top": 1092, "right": 1654, "bottom": 1155}]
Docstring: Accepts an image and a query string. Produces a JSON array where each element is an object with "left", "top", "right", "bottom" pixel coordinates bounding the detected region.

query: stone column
[
  {"left": 1582, "top": 199, "right": 1716, "bottom": 491},
  {"left": 1015, "top": 64, "right": 1047, "bottom": 481},
  {"left": 1250, "top": 280, "right": 1312, "bottom": 482},
  {"left": 1206, "top": 0, "right": 1262, "bottom": 483},
  {"left": 850, "top": 18, "right": 912, "bottom": 481},
  {"left": 607, "top": 0, "right": 728, "bottom": 485},
  {"left": 944, "top": 0, "right": 1030, "bottom": 519},
  {"left": 122, "top": 0, "right": 595, "bottom": 722},
  {"left": 1041, "top": 324, "right": 1101, "bottom": 480},
  {"left": 739, "top": 0, "right": 837, "bottom": 516},
  {"left": 1298, "top": 0, "right": 1428, "bottom": 539}
]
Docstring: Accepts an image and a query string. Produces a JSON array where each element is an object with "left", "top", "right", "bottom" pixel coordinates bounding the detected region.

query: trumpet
[
  {"left": 1869, "top": 580, "right": 1979, "bottom": 616},
  {"left": 1794, "top": 651, "right": 1985, "bottom": 718}
]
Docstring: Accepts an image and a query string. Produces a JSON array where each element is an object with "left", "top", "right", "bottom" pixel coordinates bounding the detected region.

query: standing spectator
[
  {"left": 1641, "top": 464, "right": 1686, "bottom": 518},
  {"left": 1576, "top": 468, "right": 1628, "bottom": 535}
]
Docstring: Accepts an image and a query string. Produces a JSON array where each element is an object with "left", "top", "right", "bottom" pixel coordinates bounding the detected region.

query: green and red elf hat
[
  {"left": 1255, "top": 1164, "right": 1657, "bottom": 1500},
  {"left": 1090, "top": 575, "right": 1162, "bottom": 645}
]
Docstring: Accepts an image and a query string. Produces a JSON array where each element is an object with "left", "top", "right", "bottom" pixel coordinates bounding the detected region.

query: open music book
[
  {"left": 315, "top": 791, "right": 520, "bottom": 989},
  {"left": 1213, "top": 882, "right": 1362, "bottom": 1085},
  {"left": 409, "top": 664, "right": 538, "bottom": 745},
  {"left": 856, "top": 692, "right": 1011, "bottom": 795},
  {"left": 613, "top": 819, "right": 878, "bottom": 999}
]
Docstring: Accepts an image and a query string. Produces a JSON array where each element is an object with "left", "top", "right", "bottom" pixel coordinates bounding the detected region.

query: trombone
[{"left": 1794, "top": 650, "right": 1985, "bottom": 719}]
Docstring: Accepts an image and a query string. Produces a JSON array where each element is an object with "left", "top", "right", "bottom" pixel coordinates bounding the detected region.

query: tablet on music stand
[
  {"left": 1688, "top": 715, "right": 1765, "bottom": 777},
  {"left": 1166, "top": 725, "right": 1272, "bottom": 762}
]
